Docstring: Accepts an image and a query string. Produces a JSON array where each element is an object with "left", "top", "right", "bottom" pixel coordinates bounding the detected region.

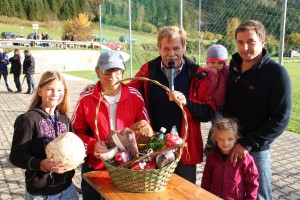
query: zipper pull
[{"left": 50, "top": 171, "right": 53, "bottom": 178}]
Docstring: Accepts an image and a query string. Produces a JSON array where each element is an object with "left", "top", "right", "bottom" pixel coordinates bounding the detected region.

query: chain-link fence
[{"left": 99, "top": 0, "right": 299, "bottom": 133}]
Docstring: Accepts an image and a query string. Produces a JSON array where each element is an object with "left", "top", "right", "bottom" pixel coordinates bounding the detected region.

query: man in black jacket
[
  {"left": 23, "top": 50, "right": 35, "bottom": 94},
  {"left": 223, "top": 20, "right": 291, "bottom": 200},
  {"left": 9, "top": 49, "right": 22, "bottom": 93}
]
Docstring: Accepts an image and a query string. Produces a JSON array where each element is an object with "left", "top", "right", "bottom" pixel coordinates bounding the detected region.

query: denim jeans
[
  {"left": 25, "top": 184, "right": 78, "bottom": 200},
  {"left": 26, "top": 74, "right": 35, "bottom": 92},
  {"left": 250, "top": 150, "right": 272, "bottom": 200},
  {"left": 81, "top": 163, "right": 103, "bottom": 200}
]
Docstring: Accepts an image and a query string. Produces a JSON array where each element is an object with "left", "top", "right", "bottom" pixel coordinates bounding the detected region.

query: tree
[
  {"left": 287, "top": 33, "right": 300, "bottom": 49},
  {"left": 225, "top": 18, "right": 240, "bottom": 42},
  {"left": 63, "top": 13, "right": 92, "bottom": 41}
]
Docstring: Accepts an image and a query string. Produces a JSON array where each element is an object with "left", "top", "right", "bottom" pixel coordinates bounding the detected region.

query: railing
[{"left": 0, "top": 39, "right": 102, "bottom": 49}]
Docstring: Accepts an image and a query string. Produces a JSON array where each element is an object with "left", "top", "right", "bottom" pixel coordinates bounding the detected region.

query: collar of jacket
[{"left": 231, "top": 48, "right": 271, "bottom": 73}]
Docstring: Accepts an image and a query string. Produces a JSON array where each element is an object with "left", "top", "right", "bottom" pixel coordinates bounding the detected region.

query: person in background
[
  {"left": 65, "top": 33, "right": 70, "bottom": 41},
  {"left": 71, "top": 34, "right": 77, "bottom": 41},
  {"left": 201, "top": 117, "right": 259, "bottom": 200},
  {"left": 0, "top": 48, "right": 13, "bottom": 92},
  {"left": 128, "top": 26, "right": 216, "bottom": 183},
  {"left": 71, "top": 50, "right": 150, "bottom": 200},
  {"left": 9, "top": 48, "right": 23, "bottom": 93},
  {"left": 23, "top": 50, "right": 36, "bottom": 94},
  {"left": 223, "top": 20, "right": 291, "bottom": 199},
  {"left": 10, "top": 71, "right": 78, "bottom": 200},
  {"left": 203, "top": 44, "right": 229, "bottom": 154}
]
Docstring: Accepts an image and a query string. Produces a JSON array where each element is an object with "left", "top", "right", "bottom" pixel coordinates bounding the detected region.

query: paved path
[{"left": 0, "top": 74, "right": 300, "bottom": 200}]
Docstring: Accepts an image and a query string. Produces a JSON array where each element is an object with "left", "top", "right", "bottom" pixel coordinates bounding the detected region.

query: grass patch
[{"left": 285, "top": 62, "right": 300, "bottom": 134}]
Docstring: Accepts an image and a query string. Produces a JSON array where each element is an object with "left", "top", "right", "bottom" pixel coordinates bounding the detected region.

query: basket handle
[{"left": 94, "top": 77, "right": 188, "bottom": 158}]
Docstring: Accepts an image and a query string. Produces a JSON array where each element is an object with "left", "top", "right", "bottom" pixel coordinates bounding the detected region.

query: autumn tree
[
  {"left": 286, "top": 33, "right": 300, "bottom": 49},
  {"left": 63, "top": 13, "right": 92, "bottom": 41},
  {"left": 225, "top": 18, "right": 240, "bottom": 42}
]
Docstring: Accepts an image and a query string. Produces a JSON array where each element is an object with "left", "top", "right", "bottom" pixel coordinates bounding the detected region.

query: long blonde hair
[{"left": 29, "top": 71, "right": 70, "bottom": 115}]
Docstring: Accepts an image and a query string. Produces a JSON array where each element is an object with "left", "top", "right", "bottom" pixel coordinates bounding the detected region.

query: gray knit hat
[
  {"left": 96, "top": 50, "right": 126, "bottom": 71},
  {"left": 206, "top": 45, "right": 228, "bottom": 65}
]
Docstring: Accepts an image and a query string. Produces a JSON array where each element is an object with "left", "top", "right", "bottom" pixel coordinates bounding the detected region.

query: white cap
[{"left": 160, "top": 127, "right": 167, "bottom": 133}]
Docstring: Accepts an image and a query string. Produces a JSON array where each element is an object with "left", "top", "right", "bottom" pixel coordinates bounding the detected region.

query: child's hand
[
  {"left": 40, "top": 157, "right": 69, "bottom": 174},
  {"left": 209, "top": 67, "right": 218, "bottom": 74}
]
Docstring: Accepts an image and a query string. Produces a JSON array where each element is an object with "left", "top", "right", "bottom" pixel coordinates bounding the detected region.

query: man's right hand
[{"left": 230, "top": 143, "right": 248, "bottom": 167}]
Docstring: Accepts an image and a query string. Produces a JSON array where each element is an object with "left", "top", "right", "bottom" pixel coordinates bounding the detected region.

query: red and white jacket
[{"left": 71, "top": 81, "right": 149, "bottom": 170}]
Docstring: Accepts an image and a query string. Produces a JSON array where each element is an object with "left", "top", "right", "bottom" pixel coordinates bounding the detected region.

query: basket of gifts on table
[{"left": 95, "top": 77, "right": 188, "bottom": 193}]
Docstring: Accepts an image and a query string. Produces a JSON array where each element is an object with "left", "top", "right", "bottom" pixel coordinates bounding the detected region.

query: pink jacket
[
  {"left": 71, "top": 81, "right": 149, "bottom": 170},
  {"left": 204, "top": 65, "right": 229, "bottom": 109},
  {"left": 201, "top": 148, "right": 259, "bottom": 200}
]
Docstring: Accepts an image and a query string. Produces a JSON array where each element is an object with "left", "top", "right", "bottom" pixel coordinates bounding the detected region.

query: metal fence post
[
  {"left": 279, "top": 0, "right": 287, "bottom": 65},
  {"left": 129, "top": 0, "right": 133, "bottom": 77},
  {"left": 99, "top": 4, "right": 102, "bottom": 53}
]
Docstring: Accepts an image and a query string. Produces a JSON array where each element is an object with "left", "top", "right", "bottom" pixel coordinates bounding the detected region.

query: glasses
[{"left": 101, "top": 68, "right": 124, "bottom": 75}]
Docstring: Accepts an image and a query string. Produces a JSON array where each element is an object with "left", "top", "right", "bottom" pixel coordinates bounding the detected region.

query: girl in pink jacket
[
  {"left": 201, "top": 118, "right": 259, "bottom": 200},
  {"left": 204, "top": 45, "right": 229, "bottom": 154}
]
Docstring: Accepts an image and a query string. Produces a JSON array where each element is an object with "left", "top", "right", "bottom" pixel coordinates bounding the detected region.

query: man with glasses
[{"left": 71, "top": 50, "right": 149, "bottom": 200}]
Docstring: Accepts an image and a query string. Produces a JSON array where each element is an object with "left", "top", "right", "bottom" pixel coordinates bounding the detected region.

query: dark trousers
[
  {"left": 0, "top": 70, "right": 11, "bottom": 90},
  {"left": 174, "top": 161, "right": 196, "bottom": 184},
  {"left": 81, "top": 163, "right": 104, "bottom": 200},
  {"left": 13, "top": 73, "right": 22, "bottom": 92}
]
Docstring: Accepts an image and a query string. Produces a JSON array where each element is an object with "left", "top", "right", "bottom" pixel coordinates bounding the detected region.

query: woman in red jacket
[
  {"left": 71, "top": 50, "right": 149, "bottom": 200},
  {"left": 201, "top": 118, "right": 259, "bottom": 200}
]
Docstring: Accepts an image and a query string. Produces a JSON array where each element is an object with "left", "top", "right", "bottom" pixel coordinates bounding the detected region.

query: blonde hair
[
  {"left": 29, "top": 71, "right": 70, "bottom": 114},
  {"left": 157, "top": 26, "right": 187, "bottom": 49},
  {"left": 211, "top": 118, "right": 239, "bottom": 145}
]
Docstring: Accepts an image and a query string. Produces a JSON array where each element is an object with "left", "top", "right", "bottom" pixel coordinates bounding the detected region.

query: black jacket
[
  {"left": 223, "top": 48, "right": 292, "bottom": 152},
  {"left": 23, "top": 55, "right": 35, "bottom": 75},
  {"left": 9, "top": 54, "right": 22, "bottom": 75},
  {"left": 10, "top": 107, "right": 74, "bottom": 195}
]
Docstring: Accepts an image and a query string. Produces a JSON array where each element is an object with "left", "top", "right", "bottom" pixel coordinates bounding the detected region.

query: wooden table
[{"left": 83, "top": 171, "right": 221, "bottom": 200}]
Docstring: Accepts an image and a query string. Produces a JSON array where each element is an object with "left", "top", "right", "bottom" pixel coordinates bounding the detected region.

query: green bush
[{"left": 141, "top": 22, "right": 158, "bottom": 34}]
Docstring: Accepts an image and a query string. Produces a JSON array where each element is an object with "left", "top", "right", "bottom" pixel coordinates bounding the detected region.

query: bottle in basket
[{"left": 147, "top": 127, "right": 166, "bottom": 151}]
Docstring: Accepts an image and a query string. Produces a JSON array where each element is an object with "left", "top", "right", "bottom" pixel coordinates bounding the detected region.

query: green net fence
[{"left": 98, "top": 0, "right": 299, "bottom": 133}]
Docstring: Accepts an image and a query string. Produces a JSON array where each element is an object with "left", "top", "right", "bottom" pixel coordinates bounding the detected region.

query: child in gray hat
[{"left": 203, "top": 44, "right": 229, "bottom": 155}]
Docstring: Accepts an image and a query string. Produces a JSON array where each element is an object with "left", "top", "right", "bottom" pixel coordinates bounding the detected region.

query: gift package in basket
[{"left": 95, "top": 77, "right": 188, "bottom": 193}]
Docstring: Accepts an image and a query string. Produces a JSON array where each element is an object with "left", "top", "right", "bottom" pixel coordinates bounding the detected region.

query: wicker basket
[{"left": 95, "top": 77, "right": 188, "bottom": 193}]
